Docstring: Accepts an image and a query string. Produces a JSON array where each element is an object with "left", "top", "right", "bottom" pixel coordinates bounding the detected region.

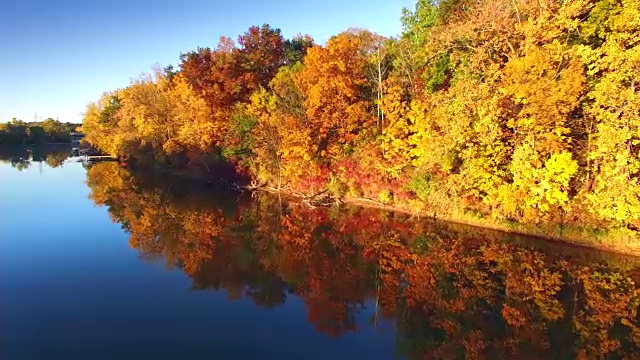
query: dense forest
[
  {"left": 82, "top": 0, "right": 640, "bottom": 244},
  {"left": 86, "top": 161, "right": 640, "bottom": 359},
  {"left": 0, "top": 118, "right": 80, "bottom": 144}
]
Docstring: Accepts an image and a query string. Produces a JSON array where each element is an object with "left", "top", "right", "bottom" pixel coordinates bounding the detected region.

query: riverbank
[
  {"left": 139, "top": 164, "right": 640, "bottom": 257},
  {"left": 251, "top": 186, "right": 640, "bottom": 258}
]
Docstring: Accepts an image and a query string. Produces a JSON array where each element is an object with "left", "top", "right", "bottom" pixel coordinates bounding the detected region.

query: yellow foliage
[
  {"left": 501, "top": 45, "right": 586, "bottom": 154},
  {"left": 250, "top": 70, "right": 316, "bottom": 187},
  {"left": 379, "top": 84, "right": 413, "bottom": 177},
  {"left": 80, "top": 0, "right": 640, "bottom": 234},
  {"left": 500, "top": 144, "right": 578, "bottom": 221},
  {"left": 579, "top": 0, "right": 640, "bottom": 225}
]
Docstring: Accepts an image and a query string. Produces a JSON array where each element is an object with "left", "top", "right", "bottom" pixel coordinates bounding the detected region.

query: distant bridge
[
  {"left": 70, "top": 132, "right": 84, "bottom": 144},
  {"left": 85, "top": 155, "right": 117, "bottom": 161}
]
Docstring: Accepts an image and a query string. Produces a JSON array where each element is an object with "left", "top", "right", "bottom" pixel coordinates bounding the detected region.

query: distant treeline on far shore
[{"left": 0, "top": 118, "right": 81, "bottom": 144}]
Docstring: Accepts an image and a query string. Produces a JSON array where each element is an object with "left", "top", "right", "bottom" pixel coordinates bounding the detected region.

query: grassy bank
[{"left": 254, "top": 186, "right": 640, "bottom": 257}]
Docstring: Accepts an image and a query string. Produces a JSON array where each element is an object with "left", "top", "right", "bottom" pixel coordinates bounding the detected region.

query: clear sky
[{"left": 0, "top": 0, "right": 414, "bottom": 124}]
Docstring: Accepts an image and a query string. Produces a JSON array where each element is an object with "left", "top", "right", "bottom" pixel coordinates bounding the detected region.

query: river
[{"left": 2, "top": 147, "right": 640, "bottom": 359}]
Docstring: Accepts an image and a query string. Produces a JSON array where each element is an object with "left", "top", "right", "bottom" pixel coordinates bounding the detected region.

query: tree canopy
[{"left": 81, "top": 0, "right": 640, "bottom": 243}]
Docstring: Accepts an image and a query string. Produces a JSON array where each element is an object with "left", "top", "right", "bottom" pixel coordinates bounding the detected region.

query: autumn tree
[
  {"left": 295, "top": 31, "right": 377, "bottom": 159},
  {"left": 179, "top": 25, "right": 287, "bottom": 116},
  {"left": 82, "top": 91, "right": 125, "bottom": 156},
  {"left": 284, "top": 34, "right": 315, "bottom": 65},
  {"left": 81, "top": 0, "right": 640, "bottom": 243},
  {"left": 237, "top": 24, "right": 287, "bottom": 91},
  {"left": 579, "top": 0, "right": 640, "bottom": 227},
  {"left": 249, "top": 64, "right": 316, "bottom": 188}
]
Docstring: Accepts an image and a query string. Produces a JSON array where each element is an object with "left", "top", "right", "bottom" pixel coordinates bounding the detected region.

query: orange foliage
[
  {"left": 295, "top": 32, "right": 376, "bottom": 158},
  {"left": 86, "top": 162, "right": 640, "bottom": 359}
]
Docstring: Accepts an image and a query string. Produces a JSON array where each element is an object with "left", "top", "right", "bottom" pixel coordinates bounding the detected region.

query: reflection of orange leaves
[
  {"left": 404, "top": 258, "right": 436, "bottom": 307},
  {"left": 502, "top": 304, "right": 526, "bottom": 328},
  {"left": 576, "top": 349, "right": 588, "bottom": 360},
  {"left": 463, "top": 330, "right": 487, "bottom": 360},
  {"left": 573, "top": 266, "right": 640, "bottom": 358},
  {"left": 433, "top": 318, "right": 460, "bottom": 337},
  {"left": 306, "top": 295, "right": 357, "bottom": 337},
  {"left": 86, "top": 165, "right": 640, "bottom": 359}
]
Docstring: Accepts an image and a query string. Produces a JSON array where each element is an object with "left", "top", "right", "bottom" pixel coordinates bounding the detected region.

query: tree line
[
  {"left": 82, "top": 0, "right": 640, "bottom": 240},
  {"left": 0, "top": 118, "right": 81, "bottom": 144}
]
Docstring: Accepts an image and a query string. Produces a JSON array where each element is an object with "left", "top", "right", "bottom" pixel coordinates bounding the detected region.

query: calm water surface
[{"left": 2, "top": 147, "right": 640, "bottom": 359}]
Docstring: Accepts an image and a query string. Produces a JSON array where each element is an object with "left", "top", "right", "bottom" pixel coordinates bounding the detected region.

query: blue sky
[{"left": 0, "top": 0, "right": 414, "bottom": 123}]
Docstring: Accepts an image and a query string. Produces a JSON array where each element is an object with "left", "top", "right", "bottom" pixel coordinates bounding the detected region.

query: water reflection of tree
[
  {"left": 44, "top": 151, "right": 69, "bottom": 168},
  {"left": 86, "top": 162, "right": 640, "bottom": 359},
  {"left": 0, "top": 145, "right": 72, "bottom": 170},
  {"left": 0, "top": 146, "right": 31, "bottom": 170}
]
